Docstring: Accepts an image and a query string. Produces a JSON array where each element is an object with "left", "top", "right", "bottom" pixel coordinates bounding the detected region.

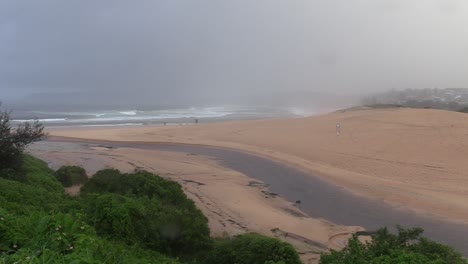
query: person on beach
[{"left": 336, "top": 123, "right": 341, "bottom": 136}]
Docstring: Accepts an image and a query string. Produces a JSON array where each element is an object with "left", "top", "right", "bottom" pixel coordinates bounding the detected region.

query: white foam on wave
[
  {"left": 287, "top": 107, "right": 316, "bottom": 117},
  {"left": 119, "top": 110, "right": 138, "bottom": 116},
  {"left": 79, "top": 123, "right": 144, "bottom": 127},
  {"left": 15, "top": 106, "right": 291, "bottom": 125},
  {"left": 71, "top": 109, "right": 231, "bottom": 122},
  {"left": 16, "top": 107, "right": 233, "bottom": 123},
  {"left": 12, "top": 118, "right": 67, "bottom": 123}
]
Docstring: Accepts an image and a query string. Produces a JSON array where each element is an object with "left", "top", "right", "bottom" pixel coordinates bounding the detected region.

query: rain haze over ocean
[{"left": 1, "top": 0, "right": 468, "bottom": 125}]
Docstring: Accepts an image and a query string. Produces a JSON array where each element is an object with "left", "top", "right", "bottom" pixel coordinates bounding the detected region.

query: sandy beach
[
  {"left": 29, "top": 140, "right": 361, "bottom": 264},
  {"left": 7, "top": 1, "right": 468, "bottom": 262},
  {"left": 27, "top": 107, "right": 468, "bottom": 260},
  {"left": 49, "top": 108, "right": 468, "bottom": 225}
]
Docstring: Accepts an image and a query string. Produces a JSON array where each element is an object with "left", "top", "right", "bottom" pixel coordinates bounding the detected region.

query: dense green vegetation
[
  {"left": 205, "top": 233, "right": 301, "bottom": 264},
  {"left": 2, "top": 157, "right": 466, "bottom": 264},
  {"left": 55, "top": 165, "right": 88, "bottom": 187},
  {"left": 320, "top": 226, "right": 467, "bottom": 264},
  {"left": 0, "top": 156, "right": 179, "bottom": 263},
  {"left": 0, "top": 155, "right": 301, "bottom": 263},
  {"left": 81, "top": 169, "right": 212, "bottom": 256}
]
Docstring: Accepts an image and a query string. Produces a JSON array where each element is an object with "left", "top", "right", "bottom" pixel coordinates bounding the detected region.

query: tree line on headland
[{"left": 361, "top": 88, "right": 468, "bottom": 112}]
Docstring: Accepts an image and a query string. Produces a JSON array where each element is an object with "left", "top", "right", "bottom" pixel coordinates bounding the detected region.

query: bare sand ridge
[{"left": 50, "top": 108, "right": 468, "bottom": 224}]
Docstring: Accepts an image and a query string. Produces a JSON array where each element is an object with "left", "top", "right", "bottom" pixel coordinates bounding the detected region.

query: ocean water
[{"left": 11, "top": 106, "right": 313, "bottom": 127}]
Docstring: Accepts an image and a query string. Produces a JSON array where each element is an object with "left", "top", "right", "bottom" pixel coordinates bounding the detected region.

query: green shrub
[
  {"left": 204, "top": 233, "right": 301, "bottom": 264},
  {"left": 0, "top": 155, "right": 181, "bottom": 264},
  {"left": 1, "top": 155, "right": 302, "bottom": 263},
  {"left": 320, "top": 226, "right": 467, "bottom": 264},
  {"left": 80, "top": 168, "right": 121, "bottom": 193},
  {"left": 81, "top": 183, "right": 212, "bottom": 256},
  {"left": 0, "top": 212, "right": 180, "bottom": 264},
  {"left": 55, "top": 165, "right": 88, "bottom": 187},
  {"left": 82, "top": 169, "right": 211, "bottom": 256},
  {"left": 82, "top": 169, "right": 188, "bottom": 205},
  {"left": 82, "top": 193, "right": 145, "bottom": 241},
  {"left": 0, "top": 156, "right": 73, "bottom": 215}
]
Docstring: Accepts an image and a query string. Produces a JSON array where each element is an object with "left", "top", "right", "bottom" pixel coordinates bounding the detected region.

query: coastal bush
[
  {"left": 320, "top": 226, "right": 467, "bottom": 264},
  {"left": 81, "top": 169, "right": 212, "bottom": 256},
  {"left": 1, "top": 154, "right": 303, "bottom": 263},
  {"left": 0, "top": 155, "right": 73, "bottom": 215},
  {"left": 79, "top": 168, "right": 121, "bottom": 193},
  {"left": 0, "top": 155, "right": 181, "bottom": 264},
  {"left": 82, "top": 193, "right": 144, "bottom": 241},
  {"left": 82, "top": 169, "right": 188, "bottom": 205},
  {"left": 0, "top": 105, "right": 45, "bottom": 179},
  {"left": 203, "top": 233, "right": 301, "bottom": 264},
  {"left": 0, "top": 211, "right": 180, "bottom": 264},
  {"left": 55, "top": 165, "right": 88, "bottom": 187}
]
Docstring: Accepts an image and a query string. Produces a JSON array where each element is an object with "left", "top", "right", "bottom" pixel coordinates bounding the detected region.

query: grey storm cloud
[{"left": 1, "top": 0, "right": 468, "bottom": 103}]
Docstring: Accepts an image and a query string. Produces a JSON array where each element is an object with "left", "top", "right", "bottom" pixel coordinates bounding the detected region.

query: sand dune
[{"left": 51, "top": 108, "right": 468, "bottom": 224}]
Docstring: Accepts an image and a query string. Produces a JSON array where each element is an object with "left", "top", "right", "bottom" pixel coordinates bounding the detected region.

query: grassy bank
[
  {"left": 0, "top": 155, "right": 300, "bottom": 264},
  {"left": 2, "top": 155, "right": 465, "bottom": 264}
]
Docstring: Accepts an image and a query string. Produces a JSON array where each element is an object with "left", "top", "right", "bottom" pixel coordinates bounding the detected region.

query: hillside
[{"left": 0, "top": 155, "right": 301, "bottom": 263}]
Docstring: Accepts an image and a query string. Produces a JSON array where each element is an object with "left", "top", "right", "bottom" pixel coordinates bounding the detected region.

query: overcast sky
[{"left": 1, "top": 0, "right": 468, "bottom": 103}]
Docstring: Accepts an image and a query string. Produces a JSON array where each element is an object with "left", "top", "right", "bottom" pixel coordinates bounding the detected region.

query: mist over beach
[
  {"left": 5, "top": 1, "right": 468, "bottom": 112},
  {"left": 7, "top": 89, "right": 357, "bottom": 127},
  {"left": 2, "top": 1, "right": 468, "bottom": 263},
  {"left": 10, "top": 106, "right": 313, "bottom": 127}
]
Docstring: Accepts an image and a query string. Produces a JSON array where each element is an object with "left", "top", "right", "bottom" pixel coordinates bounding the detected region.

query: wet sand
[
  {"left": 45, "top": 137, "right": 468, "bottom": 255},
  {"left": 50, "top": 108, "right": 468, "bottom": 226},
  {"left": 31, "top": 139, "right": 362, "bottom": 264}
]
